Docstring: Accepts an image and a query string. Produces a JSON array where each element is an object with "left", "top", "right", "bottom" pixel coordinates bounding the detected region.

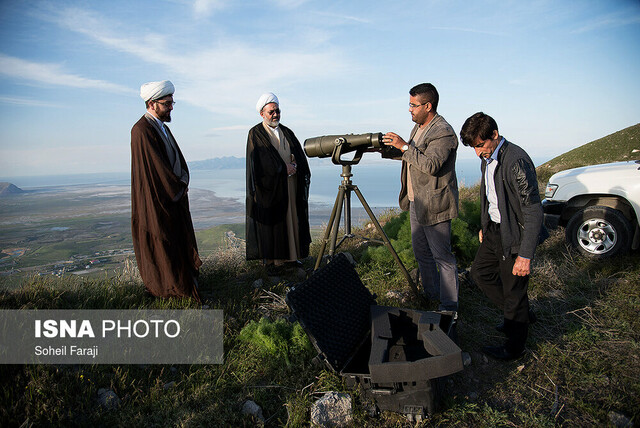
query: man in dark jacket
[
  {"left": 246, "top": 93, "right": 311, "bottom": 274},
  {"left": 460, "top": 112, "right": 545, "bottom": 360}
]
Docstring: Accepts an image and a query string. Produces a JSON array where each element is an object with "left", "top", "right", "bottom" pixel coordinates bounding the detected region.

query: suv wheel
[{"left": 566, "top": 206, "right": 632, "bottom": 259}]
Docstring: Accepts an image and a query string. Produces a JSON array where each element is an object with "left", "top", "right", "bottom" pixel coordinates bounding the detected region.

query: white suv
[{"left": 542, "top": 160, "right": 640, "bottom": 259}]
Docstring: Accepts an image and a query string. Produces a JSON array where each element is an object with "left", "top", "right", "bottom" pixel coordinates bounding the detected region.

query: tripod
[{"left": 313, "top": 164, "right": 421, "bottom": 298}]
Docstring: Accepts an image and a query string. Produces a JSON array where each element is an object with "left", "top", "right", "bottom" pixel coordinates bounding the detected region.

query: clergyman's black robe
[
  {"left": 131, "top": 114, "right": 201, "bottom": 301},
  {"left": 246, "top": 123, "right": 311, "bottom": 261}
]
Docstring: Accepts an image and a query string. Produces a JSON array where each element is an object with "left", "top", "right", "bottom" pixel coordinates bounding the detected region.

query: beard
[
  {"left": 265, "top": 118, "right": 279, "bottom": 128},
  {"left": 152, "top": 104, "right": 171, "bottom": 122},
  {"left": 159, "top": 111, "right": 171, "bottom": 122}
]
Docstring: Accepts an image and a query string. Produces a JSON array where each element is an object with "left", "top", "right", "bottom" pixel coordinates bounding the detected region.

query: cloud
[
  {"left": 0, "top": 54, "right": 133, "bottom": 94},
  {"left": 430, "top": 26, "right": 505, "bottom": 37},
  {"left": 46, "top": 7, "right": 170, "bottom": 64},
  {"left": 201, "top": 124, "right": 251, "bottom": 138},
  {"left": 43, "top": 5, "right": 352, "bottom": 117},
  {"left": 571, "top": 11, "right": 640, "bottom": 34},
  {"left": 0, "top": 144, "right": 130, "bottom": 176},
  {"left": 169, "top": 44, "right": 347, "bottom": 112},
  {"left": 0, "top": 95, "right": 63, "bottom": 108},
  {"left": 269, "top": 0, "right": 308, "bottom": 8},
  {"left": 192, "top": 0, "right": 227, "bottom": 17},
  {"left": 311, "top": 10, "right": 371, "bottom": 24},
  {"left": 205, "top": 125, "right": 251, "bottom": 132}
]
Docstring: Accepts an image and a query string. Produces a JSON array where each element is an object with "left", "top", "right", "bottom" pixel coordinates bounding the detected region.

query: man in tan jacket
[{"left": 382, "top": 83, "right": 460, "bottom": 311}]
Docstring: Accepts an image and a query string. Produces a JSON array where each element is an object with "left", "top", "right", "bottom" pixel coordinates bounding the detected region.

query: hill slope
[
  {"left": 537, "top": 122, "right": 640, "bottom": 184},
  {"left": 0, "top": 182, "right": 24, "bottom": 197}
]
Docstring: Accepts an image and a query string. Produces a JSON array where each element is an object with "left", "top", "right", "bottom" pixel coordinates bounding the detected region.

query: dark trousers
[{"left": 471, "top": 221, "right": 529, "bottom": 352}]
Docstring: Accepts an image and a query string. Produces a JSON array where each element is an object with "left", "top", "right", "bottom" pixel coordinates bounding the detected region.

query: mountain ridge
[
  {"left": 189, "top": 156, "right": 244, "bottom": 170},
  {"left": 0, "top": 182, "right": 24, "bottom": 197}
]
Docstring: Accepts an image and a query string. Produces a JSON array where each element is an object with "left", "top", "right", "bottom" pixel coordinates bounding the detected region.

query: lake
[
  {"left": 1, "top": 155, "right": 548, "bottom": 211},
  {"left": 1, "top": 157, "right": 487, "bottom": 207}
]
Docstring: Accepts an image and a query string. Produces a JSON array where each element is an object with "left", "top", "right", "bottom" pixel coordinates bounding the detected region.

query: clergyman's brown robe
[{"left": 130, "top": 113, "right": 201, "bottom": 301}]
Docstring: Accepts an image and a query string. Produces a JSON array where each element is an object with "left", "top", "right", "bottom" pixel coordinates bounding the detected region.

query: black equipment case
[{"left": 286, "top": 253, "right": 463, "bottom": 420}]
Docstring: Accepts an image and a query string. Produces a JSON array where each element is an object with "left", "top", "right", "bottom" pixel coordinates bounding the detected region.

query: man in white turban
[
  {"left": 140, "top": 80, "right": 175, "bottom": 105},
  {"left": 246, "top": 93, "right": 311, "bottom": 275},
  {"left": 130, "top": 80, "right": 202, "bottom": 301},
  {"left": 255, "top": 92, "right": 279, "bottom": 114}
]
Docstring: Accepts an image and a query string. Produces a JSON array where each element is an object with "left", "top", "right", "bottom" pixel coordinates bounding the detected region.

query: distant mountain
[
  {"left": 0, "top": 182, "right": 24, "bottom": 197},
  {"left": 189, "top": 156, "right": 245, "bottom": 170}
]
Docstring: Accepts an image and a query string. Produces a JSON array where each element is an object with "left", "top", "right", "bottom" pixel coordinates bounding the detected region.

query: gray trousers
[{"left": 410, "top": 202, "right": 459, "bottom": 311}]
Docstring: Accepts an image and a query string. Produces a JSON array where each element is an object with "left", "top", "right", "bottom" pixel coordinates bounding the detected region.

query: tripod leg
[
  {"left": 314, "top": 186, "right": 346, "bottom": 270},
  {"left": 329, "top": 188, "right": 346, "bottom": 256},
  {"left": 352, "top": 186, "right": 422, "bottom": 299},
  {"left": 344, "top": 189, "right": 352, "bottom": 236}
]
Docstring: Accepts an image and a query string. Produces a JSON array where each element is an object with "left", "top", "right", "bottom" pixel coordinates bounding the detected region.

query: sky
[{"left": 0, "top": 0, "right": 639, "bottom": 177}]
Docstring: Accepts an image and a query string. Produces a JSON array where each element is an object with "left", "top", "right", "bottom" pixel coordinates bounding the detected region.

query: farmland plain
[{"left": 0, "top": 183, "right": 244, "bottom": 287}]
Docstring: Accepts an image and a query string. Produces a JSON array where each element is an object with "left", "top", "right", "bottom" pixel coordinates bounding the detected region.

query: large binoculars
[{"left": 304, "top": 133, "right": 383, "bottom": 165}]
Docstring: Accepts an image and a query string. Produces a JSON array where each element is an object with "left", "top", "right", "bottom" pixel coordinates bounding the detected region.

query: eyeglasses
[
  {"left": 265, "top": 108, "right": 280, "bottom": 116},
  {"left": 154, "top": 100, "right": 176, "bottom": 107},
  {"left": 409, "top": 102, "right": 429, "bottom": 109}
]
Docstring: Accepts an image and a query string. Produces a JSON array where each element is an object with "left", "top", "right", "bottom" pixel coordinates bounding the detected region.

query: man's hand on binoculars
[{"left": 382, "top": 132, "right": 407, "bottom": 150}]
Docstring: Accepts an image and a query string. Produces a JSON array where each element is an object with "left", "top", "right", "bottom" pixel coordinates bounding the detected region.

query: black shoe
[
  {"left": 482, "top": 345, "right": 525, "bottom": 360},
  {"left": 285, "top": 260, "right": 304, "bottom": 268},
  {"left": 496, "top": 310, "right": 537, "bottom": 333},
  {"left": 266, "top": 264, "right": 284, "bottom": 276}
]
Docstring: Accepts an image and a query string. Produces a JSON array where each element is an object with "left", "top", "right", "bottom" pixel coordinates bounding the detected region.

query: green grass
[
  {"left": 1, "top": 215, "right": 638, "bottom": 426},
  {"left": 195, "top": 223, "right": 245, "bottom": 256}
]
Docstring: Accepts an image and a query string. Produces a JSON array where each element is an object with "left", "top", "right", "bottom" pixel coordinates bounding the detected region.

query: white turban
[
  {"left": 256, "top": 92, "right": 279, "bottom": 113},
  {"left": 140, "top": 80, "right": 175, "bottom": 102}
]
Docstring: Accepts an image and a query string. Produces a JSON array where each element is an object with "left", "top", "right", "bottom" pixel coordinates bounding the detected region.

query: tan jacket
[{"left": 399, "top": 114, "right": 459, "bottom": 226}]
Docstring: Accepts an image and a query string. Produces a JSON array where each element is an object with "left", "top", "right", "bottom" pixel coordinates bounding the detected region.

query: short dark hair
[
  {"left": 409, "top": 83, "right": 439, "bottom": 112},
  {"left": 460, "top": 112, "right": 499, "bottom": 146}
]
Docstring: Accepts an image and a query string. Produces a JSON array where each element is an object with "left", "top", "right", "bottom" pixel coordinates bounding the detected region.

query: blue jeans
[{"left": 410, "top": 202, "right": 459, "bottom": 311}]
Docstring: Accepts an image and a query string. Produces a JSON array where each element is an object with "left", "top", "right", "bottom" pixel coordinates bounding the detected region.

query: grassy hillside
[
  {"left": 195, "top": 223, "right": 245, "bottom": 256},
  {"left": 1, "top": 123, "right": 639, "bottom": 426},
  {"left": 537, "top": 122, "right": 640, "bottom": 185},
  {"left": 1, "top": 201, "right": 638, "bottom": 426}
]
